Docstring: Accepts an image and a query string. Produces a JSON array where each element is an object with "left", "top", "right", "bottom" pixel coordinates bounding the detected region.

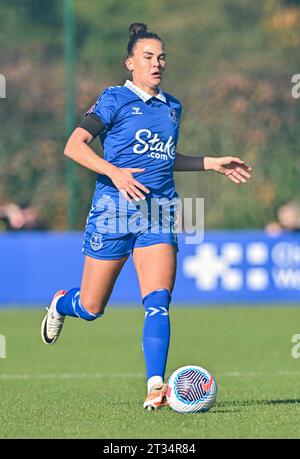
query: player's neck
[{"left": 131, "top": 80, "right": 159, "bottom": 97}]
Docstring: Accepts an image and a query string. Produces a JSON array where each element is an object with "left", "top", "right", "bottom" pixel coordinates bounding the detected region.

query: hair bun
[{"left": 128, "top": 23, "right": 147, "bottom": 39}]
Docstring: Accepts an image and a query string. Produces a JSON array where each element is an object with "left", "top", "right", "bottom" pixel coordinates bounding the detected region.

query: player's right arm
[{"left": 64, "top": 127, "right": 149, "bottom": 202}]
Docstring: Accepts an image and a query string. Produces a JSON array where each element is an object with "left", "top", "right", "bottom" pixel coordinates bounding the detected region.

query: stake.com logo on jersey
[{"left": 133, "top": 129, "right": 176, "bottom": 161}]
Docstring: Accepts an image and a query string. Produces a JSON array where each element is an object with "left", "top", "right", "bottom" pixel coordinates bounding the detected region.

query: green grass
[{"left": 1, "top": 306, "right": 300, "bottom": 439}]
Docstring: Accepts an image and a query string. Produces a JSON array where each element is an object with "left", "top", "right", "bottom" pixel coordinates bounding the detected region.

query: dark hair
[{"left": 126, "top": 22, "right": 164, "bottom": 57}]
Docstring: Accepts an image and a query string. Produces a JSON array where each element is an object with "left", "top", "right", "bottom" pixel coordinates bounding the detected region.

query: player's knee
[
  {"left": 142, "top": 288, "right": 171, "bottom": 312},
  {"left": 80, "top": 298, "right": 107, "bottom": 316}
]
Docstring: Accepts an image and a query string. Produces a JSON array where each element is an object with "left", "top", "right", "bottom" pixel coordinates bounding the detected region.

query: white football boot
[
  {"left": 41, "top": 290, "right": 67, "bottom": 344},
  {"left": 143, "top": 383, "right": 168, "bottom": 410}
]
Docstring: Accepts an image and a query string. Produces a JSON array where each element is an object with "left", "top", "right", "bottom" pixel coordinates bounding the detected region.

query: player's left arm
[{"left": 173, "top": 153, "right": 252, "bottom": 184}]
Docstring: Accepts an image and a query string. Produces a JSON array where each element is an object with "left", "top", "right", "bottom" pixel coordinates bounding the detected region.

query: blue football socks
[
  {"left": 56, "top": 288, "right": 103, "bottom": 321},
  {"left": 142, "top": 288, "right": 171, "bottom": 384}
]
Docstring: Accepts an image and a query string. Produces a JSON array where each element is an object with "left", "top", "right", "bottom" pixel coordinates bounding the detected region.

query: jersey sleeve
[
  {"left": 177, "top": 101, "right": 183, "bottom": 124},
  {"left": 84, "top": 88, "right": 118, "bottom": 131}
]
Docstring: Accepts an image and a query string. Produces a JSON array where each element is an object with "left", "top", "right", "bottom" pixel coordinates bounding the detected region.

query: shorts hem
[
  {"left": 82, "top": 250, "right": 132, "bottom": 260},
  {"left": 133, "top": 240, "right": 179, "bottom": 252}
]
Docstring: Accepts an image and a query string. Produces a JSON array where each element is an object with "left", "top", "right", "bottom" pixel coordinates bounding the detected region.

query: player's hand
[
  {"left": 204, "top": 156, "right": 252, "bottom": 184},
  {"left": 108, "top": 166, "right": 150, "bottom": 202}
]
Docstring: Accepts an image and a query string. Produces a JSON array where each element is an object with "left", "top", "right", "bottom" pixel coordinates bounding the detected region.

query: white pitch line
[
  {"left": 1, "top": 370, "right": 300, "bottom": 380},
  {"left": 221, "top": 370, "right": 300, "bottom": 377},
  {"left": 0, "top": 372, "right": 145, "bottom": 380}
]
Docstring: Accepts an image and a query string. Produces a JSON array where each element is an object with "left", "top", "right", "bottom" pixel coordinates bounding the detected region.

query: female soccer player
[{"left": 41, "top": 23, "right": 252, "bottom": 410}]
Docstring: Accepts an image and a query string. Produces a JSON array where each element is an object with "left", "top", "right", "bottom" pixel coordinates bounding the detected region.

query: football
[{"left": 166, "top": 365, "right": 217, "bottom": 413}]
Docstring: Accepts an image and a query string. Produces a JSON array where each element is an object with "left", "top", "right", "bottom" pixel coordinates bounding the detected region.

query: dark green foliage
[{"left": 0, "top": 0, "right": 299, "bottom": 229}]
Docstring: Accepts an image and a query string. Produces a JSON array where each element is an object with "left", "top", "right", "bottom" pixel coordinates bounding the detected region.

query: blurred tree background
[{"left": 0, "top": 0, "right": 299, "bottom": 229}]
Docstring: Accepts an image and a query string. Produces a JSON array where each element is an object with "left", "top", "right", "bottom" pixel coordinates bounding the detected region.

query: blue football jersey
[{"left": 85, "top": 80, "right": 182, "bottom": 200}]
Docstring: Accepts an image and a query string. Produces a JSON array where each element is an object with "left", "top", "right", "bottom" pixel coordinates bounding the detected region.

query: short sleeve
[
  {"left": 178, "top": 103, "right": 182, "bottom": 121},
  {"left": 85, "top": 88, "right": 118, "bottom": 130},
  {"left": 176, "top": 101, "right": 182, "bottom": 125}
]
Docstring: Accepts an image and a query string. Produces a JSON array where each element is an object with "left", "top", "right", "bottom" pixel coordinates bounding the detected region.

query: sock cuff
[
  {"left": 142, "top": 288, "right": 171, "bottom": 308},
  {"left": 77, "top": 300, "right": 104, "bottom": 320}
]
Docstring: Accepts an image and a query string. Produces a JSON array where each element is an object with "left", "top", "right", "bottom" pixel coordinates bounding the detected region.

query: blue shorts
[{"left": 82, "top": 194, "right": 179, "bottom": 260}]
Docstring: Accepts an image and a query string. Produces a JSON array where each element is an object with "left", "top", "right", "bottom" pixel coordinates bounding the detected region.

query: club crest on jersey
[
  {"left": 90, "top": 232, "right": 103, "bottom": 251},
  {"left": 132, "top": 106, "right": 143, "bottom": 115},
  {"left": 168, "top": 108, "right": 177, "bottom": 123}
]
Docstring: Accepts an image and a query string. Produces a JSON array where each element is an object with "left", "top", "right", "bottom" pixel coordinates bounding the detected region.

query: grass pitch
[{"left": 0, "top": 306, "right": 300, "bottom": 439}]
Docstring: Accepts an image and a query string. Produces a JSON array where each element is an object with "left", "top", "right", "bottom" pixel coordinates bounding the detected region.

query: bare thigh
[
  {"left": 132, "top": 243, "right": 177, "bottom": 298},
  {"left": 80, "top": 255, "right": 128, "bottom": 315}
]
